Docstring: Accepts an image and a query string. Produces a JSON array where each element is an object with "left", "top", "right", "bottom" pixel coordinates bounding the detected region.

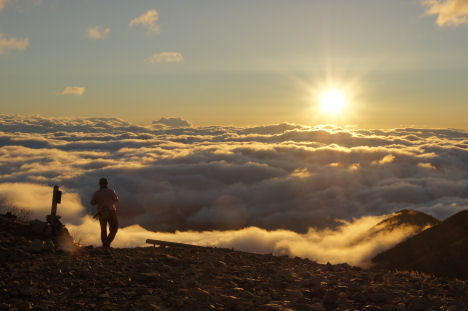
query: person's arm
[
  {"left": 90, "top": 191, "right": 98, "bottom": 205},
  {"left": 113, "top": 190, "right": 119, "bottom": 204},
  {"left": 90, "top": 191, "right": 100, "bottom": 219}
]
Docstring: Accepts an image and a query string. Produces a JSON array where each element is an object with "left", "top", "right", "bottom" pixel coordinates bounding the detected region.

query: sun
[{"left": 319, "top": 90, "right": 346, "bottom": 115}]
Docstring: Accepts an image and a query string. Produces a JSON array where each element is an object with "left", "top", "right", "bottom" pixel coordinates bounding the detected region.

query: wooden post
[{"left": 51, "top": 185, "right": 59, "bottom": 216}]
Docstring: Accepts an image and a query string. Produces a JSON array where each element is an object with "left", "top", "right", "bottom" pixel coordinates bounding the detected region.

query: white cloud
[
  {"left": 57, "top": 86, "right": 85, "bottom": 96},
  {"left": 152, "top": 117, "right": 192, "bottom": 128},
  {"left": 0, "top": 115, "right": 467, "bottom": 235},
  {"left": 86, "top": 26, "right": 110, "bottom": 40},
  {"left": 0, "top": 33, "right": 29, "bottom": 55},
  {"left": 422, "top": 0, "right": 468, "bottom": 26},
  {"left": 146, "top": 52, "right": 184, "bottom": 64},
  {"left": 0, "top": 182, "right": 84, "bottom": 223},
  {"left": 1, "top": 115, "right": 468, "bottom": 264},
  {"left": 0, "top": 0, "right": 42, "bottom": 12},
  {"left": 66, "top": 214, "right": 422, "bottom": 267},
  {"left": 129, "top": 9, "right": 160, "bottom": 33},
  {"left": 0, "top": 0, "right": 7, "bottom": 12}
]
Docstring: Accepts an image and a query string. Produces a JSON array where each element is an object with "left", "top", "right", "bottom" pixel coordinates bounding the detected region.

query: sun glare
[{"left": 319, "top": 90, "right": 346, "bottom": 115}]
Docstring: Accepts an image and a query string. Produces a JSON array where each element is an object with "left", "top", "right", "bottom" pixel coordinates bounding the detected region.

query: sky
[{"left": 1, "top": 0, "right": 468, "bottom": 128}]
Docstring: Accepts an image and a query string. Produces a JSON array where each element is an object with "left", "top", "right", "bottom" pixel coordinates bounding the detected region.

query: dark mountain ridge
[
  {"left": 372, "top": 209, "right": 468, "bottom": 279},
  {"left": 348, "top": 209, "right": 440, "bottom": 248},
  {"left": 369, "top": 209, "right": 440, "bottom": 233}
]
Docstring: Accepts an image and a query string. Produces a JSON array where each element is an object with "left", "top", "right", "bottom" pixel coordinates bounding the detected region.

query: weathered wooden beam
[{"left": 146, "top": 239, "right": 204, "bottom": 249}]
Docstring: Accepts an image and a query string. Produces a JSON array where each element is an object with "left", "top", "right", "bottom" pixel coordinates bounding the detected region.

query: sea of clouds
[{"left": 0, "top": 114, "right": 467, "bottom": 265}]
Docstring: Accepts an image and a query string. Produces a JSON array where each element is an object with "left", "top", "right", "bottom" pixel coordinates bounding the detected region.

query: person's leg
[
  {"left": 106, "top": 209, "right": 119, "bottom": 247},
  {"left": 99, "top": 215, "right": 108, "bottom": 247}
]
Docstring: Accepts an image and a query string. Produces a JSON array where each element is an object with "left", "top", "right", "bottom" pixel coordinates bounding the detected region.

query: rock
[
  {"left": 5, "top": 212, "right": 16, "bottom": 219},
  {"left": 348, "top": 281, "right": 362, "bottom": 292},
  {"left": 286, "top": 289, "right": 303, "bottom": 300},
  {"left": 44, "top": 240, "right": 55, "bottom": 252},
  {"left": 99, "top": 292, "right": 110, "bottom": 299},
  {"left": 307, "top": 303, "right": 326, "bottom": 311},
  {"left": 301, "top": 277, "right": 322, "bottom": 288},
  {"left": 363, "top": 305, "right": 382, "bottom": 311},
  {"left": 322, "top": 290, "right": 338, "bottom": 308},
  {"left": 18, "top": 285, "right": 33, "bottom": 298},
  {"left": 407, "top": 297, "right": 429, "bottom": 311},
  {"left": 367, "top": 286, "right": 392, "bottom": 304},
  {"left": 29, "top": 239, "right": 44, "bottom": 252},
  {"left": 337, "top": 291, "right": 347, "bottom": 304},
  {"left": 43, "top": 224, "right": 53, "bottom": 239},
  {"left": 351, "top": 292, "right": 366, "bottom": 303},
  {"left": 30, "top": 220, "right": 48, "bottom": 235},
  {"left": 290, "top": 302, "right": 324, "bottom": 311},
  {"left": 382, "top": 304, "right": 397, "bottom": 311}
]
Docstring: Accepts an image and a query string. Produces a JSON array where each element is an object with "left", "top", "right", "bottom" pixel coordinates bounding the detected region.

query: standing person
[{"left": 90, "top": 177, "right": 119, "bottom": 248}]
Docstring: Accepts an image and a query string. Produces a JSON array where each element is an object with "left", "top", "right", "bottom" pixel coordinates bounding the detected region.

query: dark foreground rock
[
  {"left": 373, "top": 210, "right": 468, "bottom": 280},
  {"left": 1, "top": 215, "right": 467, "bottom": 310}
]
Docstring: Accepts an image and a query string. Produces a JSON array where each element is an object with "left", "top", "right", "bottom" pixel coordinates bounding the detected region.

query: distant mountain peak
[{"left": 371, "top": 209, "right": 440, "bottom": 233}]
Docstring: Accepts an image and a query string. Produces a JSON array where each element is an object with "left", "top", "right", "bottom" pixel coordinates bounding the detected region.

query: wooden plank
[{"left": 146, "top": 239, "right": 205, "bottom": 248}]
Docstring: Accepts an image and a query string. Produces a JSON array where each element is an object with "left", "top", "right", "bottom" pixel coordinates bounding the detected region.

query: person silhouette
[{"left": 90, "top": 177, "right": 119, "bottom": 248}]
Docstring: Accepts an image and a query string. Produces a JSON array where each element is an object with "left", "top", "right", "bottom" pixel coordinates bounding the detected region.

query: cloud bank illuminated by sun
[{"left": 0, "top": 115, "right": 467, "bottom": 265}]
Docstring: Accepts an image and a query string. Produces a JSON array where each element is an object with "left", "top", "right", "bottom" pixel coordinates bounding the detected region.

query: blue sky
[{"left": 1, "top": 0, "right": 467, "bottom": 127}]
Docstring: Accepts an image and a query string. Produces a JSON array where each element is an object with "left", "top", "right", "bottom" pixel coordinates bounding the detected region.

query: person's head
[{"left": 99, "top": 177, "right": 108, "bottom": 188}]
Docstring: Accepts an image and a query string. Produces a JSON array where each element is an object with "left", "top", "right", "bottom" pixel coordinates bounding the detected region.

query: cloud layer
[
  {"left": 57, "top": 86, "right": 85, "bottom": 96},
  {"left": 0, "top": 115, "right": 467, "bottom": 263},
  {"left": 146, "top": 52, "right": 184, "bottom": 64},
  {"left": 152, "top": 117, "right": 192, "bottom": 128},
  {"left": 0, "top": 33, "right": 29, "bottom": 55},
  {"left": 66, "top": 214, "right": 422, "bottom": 266},
  {"left": 129, "top": 10, "right": 160, "bottom": 33},
  {"left": 86, "top": 26, "right": 110, "bottom": 40},
  {"left": 423, "top": 0, "right": 468, "bottom": 26}
]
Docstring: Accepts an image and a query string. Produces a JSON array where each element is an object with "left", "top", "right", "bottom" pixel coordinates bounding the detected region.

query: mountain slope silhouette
[
  {"left": 348, "top": 209, "right": 440, "bottom": 247},
  {"left": 368, "top": 209, "right": 440, "bottom": 234},
  {"left": 372, "top": 210, "right": 468, "bottom": 279}
]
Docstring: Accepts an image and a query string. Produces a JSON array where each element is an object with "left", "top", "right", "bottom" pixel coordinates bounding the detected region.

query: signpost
[
  {"left": 50, "top": 185, "right": 62, "bottom": 217},
  {"left": 47, "top": 185, "right": 63, "bottom": 230}
]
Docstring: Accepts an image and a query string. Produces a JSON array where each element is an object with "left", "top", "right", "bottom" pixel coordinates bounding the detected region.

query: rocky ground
[{"left": 1, "top": 214, "right": 467, "bottom": 311}]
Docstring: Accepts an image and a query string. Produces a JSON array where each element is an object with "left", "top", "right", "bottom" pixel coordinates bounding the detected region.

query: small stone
[
  {"left": 287, "top": 289, "right": 304, "bottom": 300},
  {"left": 301, "top": 277, "right": 322, "bottom": 288},
  {"left": 322, "top": 290, "right": 338, "bottom": 308},
  {"left": 396, "top": 302, "right": 406, "bottom": 311},
  {"left": 351, "top": 292, "right": 366, "bottom": 303},
  {"left": 99, "top": 293, "right": 110, "bottom": 299},
  {"left": 30, "top": 220, "right": 47, "bottom": 235},
  {"left": 29, "top": 239, "right": 44, "bottom": 252},
  {"left": 363, "top": 305, "right": 382, "bottom": 311},
  {"left": 382, "top": 304, "right": 397, "bottom": 311},
  {"left": 18, "top": 285, "right": 34, "bottom": 298},
  {"left": 407, "top": 297, "right": 428, "bottom": 311},
  {"left": 338, "top": 291, "right": 347, "bottom": 300},
  {"left": 307, "top": 303, "right": 326, "bottom": 311}
]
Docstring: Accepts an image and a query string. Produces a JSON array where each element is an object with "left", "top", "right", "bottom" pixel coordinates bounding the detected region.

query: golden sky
[{"left": 0, "top": 0, "right": 467, "bottom": 128}]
